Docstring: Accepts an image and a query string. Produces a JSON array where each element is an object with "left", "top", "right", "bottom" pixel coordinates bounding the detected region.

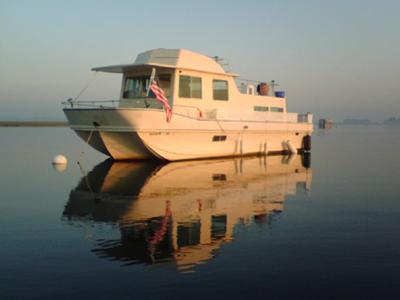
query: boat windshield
[{"left": 123, "top": 74, "right": 171, "bottom": 99}]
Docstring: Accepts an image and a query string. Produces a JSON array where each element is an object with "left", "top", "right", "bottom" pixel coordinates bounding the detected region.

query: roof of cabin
[{"left": 92, "top": 48, "right": 236, "bottom": 76}]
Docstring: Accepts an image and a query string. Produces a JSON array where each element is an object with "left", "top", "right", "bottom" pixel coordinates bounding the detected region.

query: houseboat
[{"left": 63, "top": 48, "right": 313, "bottom": 161}]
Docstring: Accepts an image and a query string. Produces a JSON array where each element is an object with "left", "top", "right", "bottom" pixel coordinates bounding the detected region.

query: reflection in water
[
  {"left": 52, "top": 163, "right": 68, "bottom": 173},
  {"left": 63, "top": 155, "right": 312, "bottom": 273}
]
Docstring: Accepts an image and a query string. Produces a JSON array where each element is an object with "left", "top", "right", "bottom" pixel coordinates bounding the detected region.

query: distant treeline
[
  {"left": 0, "top": 121, "right": 68, "bottom": 127},
  {"left": 316, "top": 117, "right": 400, "bottom": 126},
  {"left": 342, "top": 119, "right": 378, "bottom": 125},
  {"left": 383, "top": 117, "right": 400, "bottom": 125}
]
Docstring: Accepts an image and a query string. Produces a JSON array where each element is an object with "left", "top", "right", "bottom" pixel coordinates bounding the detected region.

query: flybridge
[{"left": 92, "top": 48, "right": 235, "bottom": 76}]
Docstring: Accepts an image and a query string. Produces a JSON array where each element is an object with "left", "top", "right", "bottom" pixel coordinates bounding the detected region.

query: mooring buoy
[{"left": 52, "top": 154, "right": 68, "bottom": 165}]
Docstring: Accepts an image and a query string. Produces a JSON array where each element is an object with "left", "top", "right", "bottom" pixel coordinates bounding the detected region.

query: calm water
[{"left": 1, "top": 126, "right": 400, "bottom": 299}]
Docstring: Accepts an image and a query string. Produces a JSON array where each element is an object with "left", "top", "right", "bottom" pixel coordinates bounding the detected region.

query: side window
[
  {"left": 157, "top": 75, "right": 171, "bottom": 97},
  {"left": 179, "top": 75, "right": 202, "bottom": 99},
  {"left": 123, "top": 74, "right": 171, "bottom": 98},
  {"left": 271, "top": 107, "right": 284, "bottom": 112},
  {"left": 123, "top": 77, "right": 149, "bottom": 98},
  {"left": 254, "top": 106, "right": 269, "bottom": 112},
  {"left": 213, "top": 80, "right": 229, "bottom": 101}
]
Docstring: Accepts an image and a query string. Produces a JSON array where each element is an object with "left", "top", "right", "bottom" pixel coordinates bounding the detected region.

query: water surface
[{"left": 1, "top": 126, "right": 400, "bottom": 299}]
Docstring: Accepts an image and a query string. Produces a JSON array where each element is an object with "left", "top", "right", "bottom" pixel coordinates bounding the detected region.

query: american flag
[{"left": 150, "top": 80, "right": 172, "bottom": 122}]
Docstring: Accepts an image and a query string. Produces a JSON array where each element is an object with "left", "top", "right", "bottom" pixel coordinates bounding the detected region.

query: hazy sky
[{"left": 1, "top": 0, "right": 399, "bottom": 121}]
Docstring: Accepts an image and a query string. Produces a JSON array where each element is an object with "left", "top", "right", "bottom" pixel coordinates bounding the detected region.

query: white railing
[
  {"left": 298, "top": 113, "right": 313, "bottom": 123},
  {"left": 173, "top": 105, "right": 204, "bottom": 119},
  {"left": 62, "top": 100, "right": 312, "bottom": 124},
  {"left": 213, "top": 109, "right": 312, "bottom": 124},
  {"left": 62, "top": 99, "right": 120, "bottom": 109}
]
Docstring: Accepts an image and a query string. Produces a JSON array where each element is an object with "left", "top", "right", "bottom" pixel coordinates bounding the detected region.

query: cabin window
[
  {"left": 123, "top": 75, "right": 171, "bottom": 98},
  {"left": 254, "top": 106, "right": 269, "bottom": 112},
  {"left": 212, "top": 135, "right": 227, "bottom": 142},
  {"left": 213, "top": 80, "right": 229, "bottom": 101},
  {"left": 271, "top": 107, "right": 284, "bottom": 112},
  {"left": 179, "top": 75, "right": 202, "bottom": 98},
  {"left": 157, "top": 75, "right": 172, "bottom": 97},
  {"left": 177, "top": 222, "right": 201, "bottom": 247},
  {"left": 211, "top": 215, "right": 227, "bottom": 239},
  {"left": 212, "top": 174, "right": 227, "bottom": 181}
]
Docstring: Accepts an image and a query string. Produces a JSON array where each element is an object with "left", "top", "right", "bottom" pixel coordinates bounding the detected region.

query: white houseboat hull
[{"left": 64, "top": 108, "right": 313, "bottom": 161}]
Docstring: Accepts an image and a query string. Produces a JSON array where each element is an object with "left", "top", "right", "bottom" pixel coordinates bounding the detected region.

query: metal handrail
[
  {"left": 62, "top": 99, "right": 120, "bottom": 109},
  {"left": 173, "top": 104, "right": 203, "bottom": 111},
  {"left": 235, "top": 78, "right": 280, "bottom": 95},
  {"left": 61, "top": 99, "right": 313, "bottom": 123}
]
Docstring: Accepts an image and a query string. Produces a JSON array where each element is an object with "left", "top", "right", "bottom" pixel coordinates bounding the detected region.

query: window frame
[
  {"left": 213, "top": 79, "right": 229, "bottom": 101},
  {"left": 254, "top": 106, "right": 269, "bottom": 112},
  {"left": 179, "top": 75, "right": 202, "bottom": 99},
  {"left": 212, "top": 135, "right": 227, "bottom": 142},
  {"left": 122, "top": 74, "right": 172, "bottom": 99},
  {"left": 270, "top": 107, "right": 284, "bottom": 113}
]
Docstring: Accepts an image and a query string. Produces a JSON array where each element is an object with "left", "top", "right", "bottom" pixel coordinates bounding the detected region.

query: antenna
[
  {"left": 270, "top": 80, "right": 279, "bottom": 95},
  {"left": 213, "top": 55, "right": 224, "bottom": 63},
  {"left": 212, "top": 55, "right": 231, "bottom": 72}
]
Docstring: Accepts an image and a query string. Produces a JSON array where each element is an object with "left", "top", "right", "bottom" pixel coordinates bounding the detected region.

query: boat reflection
[{"left": 63, "top": 154, "right": 312, "bottom": 272}]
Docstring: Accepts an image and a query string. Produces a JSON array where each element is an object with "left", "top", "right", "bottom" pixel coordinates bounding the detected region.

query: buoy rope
[
  {"left": 77, "top": 129, "right": 95, "bottom": 164},
  {"left": 77, "top": 160, "right": 95, "bottom": 197},
  {"left": 76, "top": 128, "right": 96, "bottom": 187}
]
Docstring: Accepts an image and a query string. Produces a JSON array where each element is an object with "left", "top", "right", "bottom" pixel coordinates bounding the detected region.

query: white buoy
[{"left": 53, "top": 154, "right": 68, "bottom": 165}]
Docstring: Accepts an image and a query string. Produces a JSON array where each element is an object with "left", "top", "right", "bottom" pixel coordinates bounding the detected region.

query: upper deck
[
  {"left": 64, "top": 48, "right": 312, "bottom": 125},
  {"left": 92, "top": 48, "right": 236, "bottom": 76}
]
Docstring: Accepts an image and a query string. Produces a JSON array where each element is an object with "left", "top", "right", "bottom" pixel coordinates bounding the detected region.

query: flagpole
[
  {"left": 146, "top": 67, "right": 156, "bottom": 96},
  {"left": 144, "top": 67, "right": 156, "bottom": 108}
]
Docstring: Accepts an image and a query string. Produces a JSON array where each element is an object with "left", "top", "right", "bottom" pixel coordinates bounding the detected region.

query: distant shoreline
[{"left": 0, "top": 121, "right": 68, "bottom": 127}]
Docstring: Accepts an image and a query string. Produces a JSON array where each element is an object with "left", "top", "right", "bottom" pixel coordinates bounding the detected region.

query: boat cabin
[{"left": 92, "top": 49, "right": 287, "bottom": 118}]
